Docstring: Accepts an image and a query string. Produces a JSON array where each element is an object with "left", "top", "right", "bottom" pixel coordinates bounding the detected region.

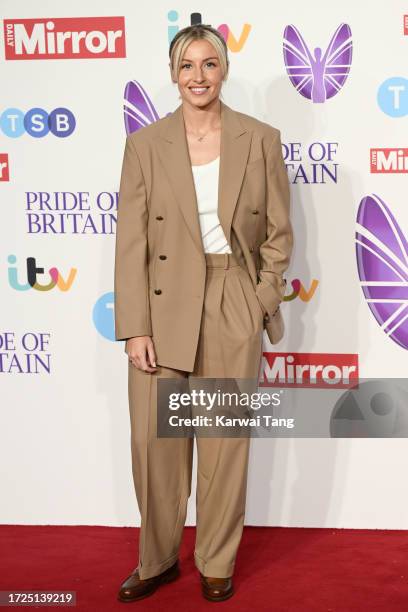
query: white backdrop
[{"left": 2, "top": 0, "right": 408, "bottom": 528}]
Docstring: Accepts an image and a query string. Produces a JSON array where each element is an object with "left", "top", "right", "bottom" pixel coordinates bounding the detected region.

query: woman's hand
[{"left": 126, "top": 336, "right": 158, "bottom": 373}]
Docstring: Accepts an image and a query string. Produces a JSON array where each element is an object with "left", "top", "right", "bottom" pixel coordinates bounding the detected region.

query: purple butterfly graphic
[
  {"left": 283, "top": 23, "right": 353, "bottom": 103},
  {"left": 124, "top": 80, "right": 162, "bottom": 135},
  {"left": 355, "top": 194, "right": 408, "bottom": 350}
]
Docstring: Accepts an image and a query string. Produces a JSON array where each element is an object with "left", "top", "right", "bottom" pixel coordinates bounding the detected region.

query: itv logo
[
  {"left": 168, "top": 10, "right": 251, "bottom": 52},
  {"left": 8, "top": 255, "right": 77, "bottom": 291}
]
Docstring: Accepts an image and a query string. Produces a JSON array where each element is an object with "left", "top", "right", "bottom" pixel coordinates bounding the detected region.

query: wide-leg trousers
[{"left": 128, "top": 252, "right": 264, "bottom": 579}]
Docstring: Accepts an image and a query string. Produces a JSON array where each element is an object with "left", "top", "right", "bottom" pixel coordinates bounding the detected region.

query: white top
[{"left": 191, "top": 156, "right": 232, "bottom": 254}]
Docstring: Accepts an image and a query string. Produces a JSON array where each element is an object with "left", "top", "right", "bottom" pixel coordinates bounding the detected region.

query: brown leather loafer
[
  {"left": 118, "top": 560, "right": 180, "bottom": 602},
  {"left": 199, "top": 572, "right": 234, "bottom": 602}
]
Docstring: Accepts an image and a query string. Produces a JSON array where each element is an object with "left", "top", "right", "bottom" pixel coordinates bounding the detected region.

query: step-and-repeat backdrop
[{"left": 2, "top": 1, "right": 408, "bottom": 527}]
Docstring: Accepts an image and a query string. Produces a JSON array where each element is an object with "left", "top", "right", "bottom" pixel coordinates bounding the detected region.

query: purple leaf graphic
[
  {"left": 124, "top": 80, "right": 160, "bottom": 135},
  {"left": 283, "top": 23, "right": 353, "bottom": 103},
  {"left": 355, "top": 194, "right": 408, "bottom": 350}
]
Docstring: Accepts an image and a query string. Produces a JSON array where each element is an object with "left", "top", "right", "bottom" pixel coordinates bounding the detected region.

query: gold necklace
[
  {"left": 186, "top": 129, "right": 210, "bottom": 142},
  {"left": 186, "top": 124, "right": 221, "bottom": 142}
]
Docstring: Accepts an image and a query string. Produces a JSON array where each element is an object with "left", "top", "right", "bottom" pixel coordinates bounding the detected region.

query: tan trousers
[{"left": 128, "top": 252, "right": 264, "bottom": 579}]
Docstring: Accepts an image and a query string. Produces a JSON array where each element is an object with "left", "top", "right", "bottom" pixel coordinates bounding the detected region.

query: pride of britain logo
[
  {"left": 123, "top": 80, "right": 170, "bottom": 135},
  {"left": 283, "top": 23, "right": 352, "bottom": 103},
  {"left": 355, "top": 194, "right": 408, "bottom": 350}
]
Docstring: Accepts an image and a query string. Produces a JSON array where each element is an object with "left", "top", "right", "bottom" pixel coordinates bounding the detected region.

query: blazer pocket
[{"left": 239, "top": 268, "right": 265, "bottom": 321}]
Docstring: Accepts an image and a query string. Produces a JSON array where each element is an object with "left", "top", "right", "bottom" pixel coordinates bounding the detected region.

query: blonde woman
[{"left": 115, "top": 24, "right": 293, "bottom": 603}]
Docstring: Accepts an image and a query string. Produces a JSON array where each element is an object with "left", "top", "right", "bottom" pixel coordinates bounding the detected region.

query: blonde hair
[{"left": 169, "top": 24, "right": 229, "bottom": 84}]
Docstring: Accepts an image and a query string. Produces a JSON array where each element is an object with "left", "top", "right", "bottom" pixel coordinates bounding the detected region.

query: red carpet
[{"left": 2, "top": 525, "right": 408, "bottom": 611}]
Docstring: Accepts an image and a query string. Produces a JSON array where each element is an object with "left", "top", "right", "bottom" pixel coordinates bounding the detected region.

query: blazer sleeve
[
  {"left": 255, "top": 130, "right": 293, "bottom": 319},
  {"left": 114, "top": 134, "right": 152, "bottom": 340}
]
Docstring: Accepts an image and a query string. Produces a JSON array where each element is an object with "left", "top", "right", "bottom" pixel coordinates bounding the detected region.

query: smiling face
[{"left": 175, "top": 39, "right": 224, "bottom": 108}]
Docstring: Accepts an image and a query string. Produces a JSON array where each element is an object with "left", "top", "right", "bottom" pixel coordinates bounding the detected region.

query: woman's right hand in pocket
[{"left": 126, "top": 336, "right": 158, "bottom": 373}]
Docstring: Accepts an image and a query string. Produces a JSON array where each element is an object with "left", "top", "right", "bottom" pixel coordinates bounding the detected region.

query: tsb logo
[
  {"left": 377, "top": 77, "right": 408, "bottom": 117},
  {"left": 93, "top": 292, "right": 115, "bottom": 341},
  {"left": 3, "top": 17, "right": 126, "bottom": 60},
  {"left": 0, "top": 107, "right": 75, "bottom": 138}
]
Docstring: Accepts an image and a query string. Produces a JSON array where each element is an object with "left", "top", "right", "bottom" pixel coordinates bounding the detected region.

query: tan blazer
[{"left": 114, "top": 99, "right": 293, "bottom": 372}]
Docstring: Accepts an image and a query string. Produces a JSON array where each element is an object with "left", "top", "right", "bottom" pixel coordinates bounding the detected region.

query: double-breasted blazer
[{"left": 114, "top": 99, "right": 293, "bottom": 372}]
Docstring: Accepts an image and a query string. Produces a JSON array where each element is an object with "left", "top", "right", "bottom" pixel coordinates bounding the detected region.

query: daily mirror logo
[
  {"left": 370, "top": 148, "right": 408, "bottom": 173},
  {"left": 0, "top": 154, "right": 9, "bottom": 181},
  {"left": 3, "top": 16, "right": 126, "bottom": 60},
  {"left": 260, "top": 352, "right": 359, "bottom": 389}
]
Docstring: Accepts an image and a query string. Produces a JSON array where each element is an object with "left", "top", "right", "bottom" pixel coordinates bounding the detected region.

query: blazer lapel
[{"left": 156, "top": 99, "right": 252, "bottom": 258}]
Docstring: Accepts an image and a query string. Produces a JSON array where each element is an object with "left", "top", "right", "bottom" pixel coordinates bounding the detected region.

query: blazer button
[
  {"left": 156, "top": 215, "right": 164, "bottom": 221},
  {"left": 154, "top": 289, "right": 162, "bottom": 295},
  {"left": 249, "top": 247, "right": 254, "bottom": 253},
  {"left": 159, "top": 255, "right": 167, "bottom": 260},
  {"left": 252, "top": 209, "right": 259, "bottom": 215}
]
